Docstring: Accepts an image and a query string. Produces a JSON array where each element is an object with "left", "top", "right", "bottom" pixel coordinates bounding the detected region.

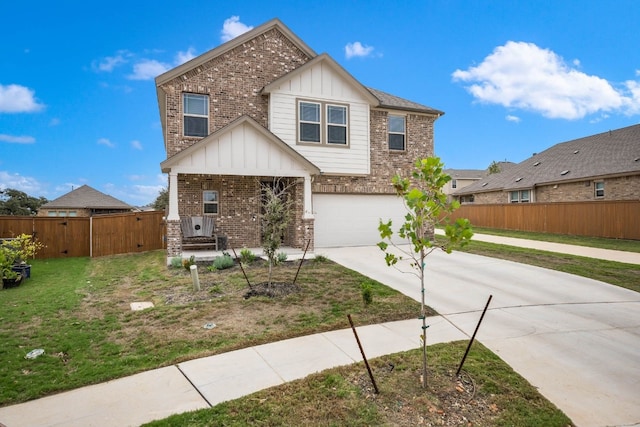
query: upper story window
[
  {"left": 299, "top": 101, "right": 321, "bottom": 143},
  {"left": 510, "top": 190, "right": 531, "bottom": 203},
  {"left": 203, "top": 190, "right": 219, "bottom": 215},
  {"left": 327, "top": 105, "right": 347, "bottom": 145},
  {"left": 183, "top": 93, "right": 209, "bottom": 137},
  {"left": 451, "top": 179, "right": 457, "bottom": 189},
  {"left": 594, "top": 181, "right": 604, "bottom": 198},
  {"left": 298, "top": 100, "right": 349, "bottom": 146},
  {"left": 388, "top": 115, "right": 406, "bottom": 151}
]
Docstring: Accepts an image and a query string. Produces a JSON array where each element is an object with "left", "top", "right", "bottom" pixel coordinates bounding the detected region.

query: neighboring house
[
  {"left": 453, "top": 124, "right": 640, "bottom": 204},
  {"left": 443, "top": 162, "right": 515, "bottom": 202},
  {"left": 38, "top": 185, "right": 133, "bottom": 217},
  {"left": 156, "top": 18, "right": 443, "bottom": 257},
  {"left": 443, "top": 169, "right": 485, "bottom": 202}
]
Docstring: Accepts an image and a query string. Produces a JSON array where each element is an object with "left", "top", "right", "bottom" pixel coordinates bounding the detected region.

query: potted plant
[
  {"left": 1, "top": 246, "right": 23, "bottom": 289},
  {"left": 2, "top": 234, "right": 45, "bottom": 279}
]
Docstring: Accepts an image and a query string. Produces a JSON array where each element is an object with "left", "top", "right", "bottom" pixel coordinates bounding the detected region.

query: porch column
[
  {"left": 303, "top": 173, "right": 313, "bottom": 219},
  {"left": 167, "top": 171, "right": 179, "bottom": 221}
]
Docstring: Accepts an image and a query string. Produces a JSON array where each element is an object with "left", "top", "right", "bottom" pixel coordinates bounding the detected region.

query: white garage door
[{"left": 313, "top": 194, "right": 408, "bottom": 247}]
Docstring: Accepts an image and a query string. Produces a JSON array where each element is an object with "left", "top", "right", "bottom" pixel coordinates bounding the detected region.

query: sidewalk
[
  {"left": 0, "top": 318, "right": 468, "bottom": 427},
  {"left": 436, "top": 229, "right": 640, "bottom": 265}
]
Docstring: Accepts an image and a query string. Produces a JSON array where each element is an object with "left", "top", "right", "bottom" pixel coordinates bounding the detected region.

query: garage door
[{"left": 313, "top": 194, "right": 408, "bottom": 247}]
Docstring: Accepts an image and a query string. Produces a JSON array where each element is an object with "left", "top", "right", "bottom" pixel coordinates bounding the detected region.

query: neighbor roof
[
  {"left": 367, "top": 87, "right": 444, "bottom": 116},
  {"left": 455, "top": 124, "right": 640, "bottom": 195},
  {"left": 444, "top": 169, "right": 486, "bottom": 180},
  {"left": 42, "top": 185, "right": 132, "bottom": 209}
]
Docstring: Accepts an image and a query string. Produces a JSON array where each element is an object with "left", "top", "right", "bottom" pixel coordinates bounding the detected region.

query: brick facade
[
  {"left": 470, "top": 175, "right": 640, "bottom": 204},
  {"left": 159, "top": 29, "right": 311, "bottom": 158}
]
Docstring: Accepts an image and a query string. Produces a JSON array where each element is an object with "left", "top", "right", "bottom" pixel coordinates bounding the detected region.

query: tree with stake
[
  {"left": 261, "top": 178, "right": 294, "bottom": 288},
  {"left": 378, "top": 157, "right": 473, "bottom": 388}
]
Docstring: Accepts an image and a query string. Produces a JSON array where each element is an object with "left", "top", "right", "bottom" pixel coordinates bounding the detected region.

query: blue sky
[{"left": 1, "top": 0, "right": 639, "bottom": 206}]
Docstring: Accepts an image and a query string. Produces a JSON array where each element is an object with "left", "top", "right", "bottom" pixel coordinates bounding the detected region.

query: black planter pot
[
  {"left": 2, "top": 274, "right": 24, "bottom": 289},
  {"left": 11, "top": 264, "right": 31, "bottom": 279}
]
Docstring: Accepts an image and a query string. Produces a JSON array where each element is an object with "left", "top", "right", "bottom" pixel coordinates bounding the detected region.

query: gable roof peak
[{"left": 155, "top": 18, "right": 317, "bottom": 86}]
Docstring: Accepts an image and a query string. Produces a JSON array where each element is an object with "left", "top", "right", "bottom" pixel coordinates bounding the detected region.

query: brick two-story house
[{"left": 156, "top": 18, "right": 443, "bottom": 259}]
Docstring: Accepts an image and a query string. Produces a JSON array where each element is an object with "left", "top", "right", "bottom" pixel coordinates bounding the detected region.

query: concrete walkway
[{"left": 1, "top": 236, "right": 638, "bottom": 427}]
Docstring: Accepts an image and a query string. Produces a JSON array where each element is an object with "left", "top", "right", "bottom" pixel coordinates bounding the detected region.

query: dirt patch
[{"left": 244, "top": 281, "right": 301, "bottom": 299}]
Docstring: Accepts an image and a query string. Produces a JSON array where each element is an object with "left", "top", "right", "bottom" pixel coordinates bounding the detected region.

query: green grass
[
  {"left": 0, "top": 251, "right": 421, "bottom": 406},
  {"left": 143, "top": 342, "right": 571, "bottom": 427},
  {"left": 470, "top": 226, "right": 640, "bottom": 253}
]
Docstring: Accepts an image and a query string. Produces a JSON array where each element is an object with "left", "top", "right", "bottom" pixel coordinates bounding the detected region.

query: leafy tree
[
  {"left": 0, "top": 188, "right": 48, "bottom": 216},
  {"left": 487, "top": 160, "right": 502, "bottom": 174},
  {"left": 261, "top": 178, "right": 294, "bottom": 287},
  {"left": 152, "top": 187, "right": 169, "bottom": 211},
  {"left": 378, "top": 157, "right": 473, "bottom": 387}
]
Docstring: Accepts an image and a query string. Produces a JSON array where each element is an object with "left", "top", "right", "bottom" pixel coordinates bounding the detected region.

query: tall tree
[
  {"left": 0, "top": 189, "right": 48, "bottom": 216},
  {"left": 487, "top": 160, "right": 502, "bottom": 174},
  {"left": 151, "top": 187, "right": 169, "bottom": 211},
  {"left": 378, "top": 157, "right": 473, "bottom": 388}
]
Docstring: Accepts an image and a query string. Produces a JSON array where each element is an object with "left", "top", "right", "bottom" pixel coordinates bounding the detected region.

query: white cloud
[
  {"left": 0, "top": 84, "right": 45, "bottom": 113},
  {"left": 127, "top": 59, "right": 170, "bottom": 80},
  {"left": 506, "top": 115, "right": 521, "bottom": 123},
  {"left": 97, "top": 138, "right": 115, "bottom": 148},
  {"left": 345, "top": 41, "right": 375, "bottom": 59},
  {"left": 452, "top": 41, "right": 640, "bottom": 120},
  {"left": 0, "top": 171, "right": 45, "bottom": 195},
  {"left": 0, "top": 134, "right": 35, "bottom": 144},
  {"left": 131, "top": 140, "right": 143, "bottom": 150},
  {"left": 220, "top": 16, "right": 253, "bottom": 42},
  {"left": 91, "top": 50, "right": 130, "bottom": 72},
  {"left": 175, "top": 48, "right": 196, "bottom": 65}
]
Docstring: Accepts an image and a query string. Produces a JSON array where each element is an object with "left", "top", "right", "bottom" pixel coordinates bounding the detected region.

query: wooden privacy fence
[
  {"left": 0, "top": 211, "right": 166, "bottom": 259},
  {"left": 447, "top": 200, "right": 640, "bottom": 240}
]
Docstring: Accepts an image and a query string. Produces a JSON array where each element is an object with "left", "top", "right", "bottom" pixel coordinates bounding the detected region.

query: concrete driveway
[{"left": 320, "top": 245, "right": 640, "bottom": 427}]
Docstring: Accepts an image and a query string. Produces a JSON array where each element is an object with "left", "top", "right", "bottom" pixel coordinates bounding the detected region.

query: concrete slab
[
  {"left": 130, "top": 301, "right": 154, "bottom": 311},
  {"left": 178, "top": 347, "right": 284, "bottom": 406},
  {"left": 0, "top": 366, "right": 208, "bottom": 427},
  {"left": 252, "top": 333, "right": 356, "bottom": 382}
]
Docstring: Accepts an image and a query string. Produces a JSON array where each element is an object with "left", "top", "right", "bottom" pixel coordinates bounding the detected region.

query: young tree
[
  {"left": 378, "top": 157, "right": 473, "bottom": 387},
  {"left": 261, "top": 178, "right": 294, "bottom": 287},
  {"left": 487, "top": 160, "right": 502, "bottom": 174}
]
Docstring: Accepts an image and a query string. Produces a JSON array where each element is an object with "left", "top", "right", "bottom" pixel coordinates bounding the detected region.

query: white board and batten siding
[
  {"left": 170, "top": 121, "right": 311, "bottom": 177},
  {"left": 313, "top": 194, "right": 408, "bottom": 248},
  {"left": 268, "top": 60, "right": 371, "bottom": 175}
]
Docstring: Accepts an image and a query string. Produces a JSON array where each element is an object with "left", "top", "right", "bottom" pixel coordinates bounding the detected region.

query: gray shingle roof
[
  {"left": 455, "top": 124, "right": 640, "bottom": 195},
  {"left": 367, "top": 87, "right": 444, "bottom": 116},
  {"left": 42, "top": 185, "right": 132, "bottom": 209},
  {"left": 444, "top": 169, "right": 486, "bottom": 180}
]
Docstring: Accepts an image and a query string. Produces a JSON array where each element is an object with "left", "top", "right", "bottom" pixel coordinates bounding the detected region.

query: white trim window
[
  {"left": 509, "top": 190, "right": 531, "bottom": 203},
  {"left": 299, "top": 101, "right": 321, "bottom": 143},
  {"left": 327, "top": 105, "right": 347, "bottom": 145},
  {"left": 183, "top": 93, "right": 209, "bottom": 137},
  {"left": 452, "top": 179, "right": 457, "bottom": 189},
  {"left": 203, "top": 190, "right": 219, "bottom": 215},
  {"left": 388, "top": 115, "right": 406, "bottom": 151},
  {"left": 594, "top": 181, "right": 605, "bottom": 198}
]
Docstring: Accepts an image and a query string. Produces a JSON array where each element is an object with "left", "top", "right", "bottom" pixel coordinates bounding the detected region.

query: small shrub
[
  {"left": 170, "top": 257, "right": 183, "bottom": 269},
  {"left": 182, "top": 255, "right": 195, "bottom": 270},
  {"left": 313, "top": 254, "right": 329, "bottom": 263},
  {"left": 239, "top": 248, "right": 256, "bottom": 264},
  {"left": 276, "top": 252, "right": 288, "bottom": 264},
  {"left": 209, "top": 254, "right": 234, "bottom": 271},
  {"left": 361, "top": 281, "right": 373, "bottom": 305}
]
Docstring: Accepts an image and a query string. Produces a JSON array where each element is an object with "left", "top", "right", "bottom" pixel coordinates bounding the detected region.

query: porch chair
[{"left": 180, "top": 216, "right": 218, "bottom": 250}]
